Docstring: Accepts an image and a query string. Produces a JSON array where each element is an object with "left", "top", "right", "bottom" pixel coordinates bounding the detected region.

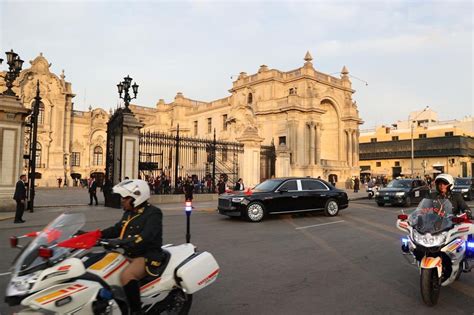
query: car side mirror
[{"left": 279, "top": 187, "right": 288, "bottom": 193}]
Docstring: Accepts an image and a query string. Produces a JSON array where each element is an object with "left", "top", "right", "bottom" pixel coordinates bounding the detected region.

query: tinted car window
[
  {"left": 302, "top": 180, "right": 327, "bottom": 190},
  {"left": 279, "top": 180, "right": 298, "bottom": 191},
  {"left": 253, "top": 179, "right": 282, "bottom": 192},
  {"left": 455, "top": 178, "right": 472, "bottom": 186},
  {"left": 387, "top": 180, "right": 411, "bottom": 188}
]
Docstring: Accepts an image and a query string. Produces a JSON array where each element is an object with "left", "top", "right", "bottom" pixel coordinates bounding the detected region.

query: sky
[{"left": 0, "top": 0, "right": 472, "bottom": 128}]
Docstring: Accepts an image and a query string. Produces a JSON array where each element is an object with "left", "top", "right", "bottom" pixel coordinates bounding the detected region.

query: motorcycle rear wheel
[
  {"left": 149, "top": 289, "right": 193, "bottom": 315},
  {"left": 420, "top": 268, "right": 441, "bottom": 306}
]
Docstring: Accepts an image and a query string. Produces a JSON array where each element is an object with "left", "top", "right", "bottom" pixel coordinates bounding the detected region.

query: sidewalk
[{"left": 344, "top": 189, "right": 368, "bottom": 201}]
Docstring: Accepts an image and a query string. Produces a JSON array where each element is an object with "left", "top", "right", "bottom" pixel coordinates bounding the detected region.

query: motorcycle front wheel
[{"left": 420, "top": 268, "right": 441, "bottom": 306}]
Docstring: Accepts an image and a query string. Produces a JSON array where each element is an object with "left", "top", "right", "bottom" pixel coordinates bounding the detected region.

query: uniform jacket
[
  {"left": 13, "top": 180, "right": 26, "bottom": 201},
  {"left": 88, "top": 180, "right": 97, "bottom": 193},
  {"left": 429, "top": 191, "right": 472, "bottom": 217},
  {"left": 101, "top": 203, "right": 163, "bottom": 258}
]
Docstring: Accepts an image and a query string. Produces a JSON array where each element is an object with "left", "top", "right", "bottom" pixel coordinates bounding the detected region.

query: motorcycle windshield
[
  {"left": 408, "top": 198, "right": 454, "bottom": 234},
  {"left": 11, "top": 212, "right": 85, "bottom": 275}
]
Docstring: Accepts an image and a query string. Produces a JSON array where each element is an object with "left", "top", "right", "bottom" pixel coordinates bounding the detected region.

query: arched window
[
  {"left": 35, "top": 142, "right": 42, "bottom": 167},
  {"left": 38, "top": 102, "right": 45, "bottom": 125},
  {"left": 93, "top": 146, "right": 103, "bottom": 165},
  {"left": 247, "top": 93, "right": 253, "bottom": 104}
]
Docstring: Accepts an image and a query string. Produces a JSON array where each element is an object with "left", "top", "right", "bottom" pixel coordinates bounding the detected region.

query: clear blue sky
[{"left": 1, "top": 0, "right": 472, "bottom": 128}]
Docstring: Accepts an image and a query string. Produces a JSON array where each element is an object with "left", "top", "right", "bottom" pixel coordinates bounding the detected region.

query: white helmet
[
  {"left": 434, "top": 174, "right": 454, "bottom": 191},
  {"left": 113, "top": 179, "right": 150, "bottom": 207}
]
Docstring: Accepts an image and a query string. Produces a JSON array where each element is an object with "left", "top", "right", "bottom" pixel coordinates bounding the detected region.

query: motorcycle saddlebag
[{"left": 175, "top": 251, "right": 219, "bottom": 294}]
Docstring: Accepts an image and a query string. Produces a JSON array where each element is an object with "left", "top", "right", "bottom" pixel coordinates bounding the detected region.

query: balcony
[{"left": 359, "top": 136, "right": 473, "bottom": 160}]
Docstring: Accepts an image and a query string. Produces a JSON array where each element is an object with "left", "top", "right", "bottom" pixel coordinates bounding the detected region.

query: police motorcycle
[
  {"left": 5, "top": 212, "right": 219, "bottom": 314},
  {"left": 367, "top": 185, "right": 378, "bottom": 199},
  {"left": 396, "top": 198, "right": 474, "bottom": 306}
]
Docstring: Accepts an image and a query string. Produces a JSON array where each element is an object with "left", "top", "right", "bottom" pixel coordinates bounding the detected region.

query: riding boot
[{"left": 123, "top": 280, "right": 143, "bottom": 315}]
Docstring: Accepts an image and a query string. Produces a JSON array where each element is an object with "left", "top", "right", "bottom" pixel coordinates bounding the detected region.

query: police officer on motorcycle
[
  {"left": 101, "top": 179, "right": 164, "bottom": 315},
  {"left": 430, "top": 174, "right": 472, "bottom": 218}
]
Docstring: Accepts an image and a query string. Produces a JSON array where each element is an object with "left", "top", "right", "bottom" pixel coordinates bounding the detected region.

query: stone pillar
[
  {"left": 236, "top": 127, "right": 264, "bottom": 187},
  {"left": 352, "top": 130, "right": 358, "bottom": 169},
  {"left": 315, "top": 123, "right": 321, "bottom": 165},
  {"left": 276, "top": 143, "right": 291, "bottom": 178},
  {"left": 120, "top": 110, "right": 144, "bottom": 181},
  {"left": 346, "top": 129, "right": 352, "bottom": 167},
  {"left": 0, "top": 95, "right": 30, "bottom": 212},
  {"left": 307, "top": 122, "right": 315, "bottom": 165}
]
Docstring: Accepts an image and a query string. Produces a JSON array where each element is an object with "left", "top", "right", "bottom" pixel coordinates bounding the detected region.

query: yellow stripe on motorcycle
[
  {"left": 89, "top": 252, "right": 120, "bottom": 271},
  {"left": 420, "top": 256, "right": 442, "bottom": 278}
]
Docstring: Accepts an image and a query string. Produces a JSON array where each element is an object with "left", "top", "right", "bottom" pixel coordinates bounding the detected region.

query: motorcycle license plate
[{"left": 384, "top": 196, "right": 389, "bottom": 200}]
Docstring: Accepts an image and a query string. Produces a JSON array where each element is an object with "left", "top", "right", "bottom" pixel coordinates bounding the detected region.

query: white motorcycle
[
  {"left": 396, "top": 198, "right": 474, "bottom": 306},
  {"left": 5, "top": 212, "right": 219, "bottom": 314}
]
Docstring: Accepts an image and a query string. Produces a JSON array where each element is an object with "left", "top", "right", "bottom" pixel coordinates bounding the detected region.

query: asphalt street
[{"left": 1, "top": 198, "right": 474, "bottom": 314}]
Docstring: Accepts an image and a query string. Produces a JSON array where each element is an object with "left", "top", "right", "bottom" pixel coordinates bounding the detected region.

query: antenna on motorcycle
[{"left": 185, "top": 200, "right": 192, "bottom": 243}]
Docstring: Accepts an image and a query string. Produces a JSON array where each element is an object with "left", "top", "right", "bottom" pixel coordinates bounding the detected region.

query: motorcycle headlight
[
  {"left": 231, "top": 197, "right": 245, "bottom": 203},
  {"left": 374, "top": 191, "right": 379, "bottom": 196},
  {"left": 412, "top": 231, "right": 447, "bottom": 247},
  {"left": 10, "top": 272, "right": 38, "bottom": 293},
  {"left": 395, "top": 192, "right": 405, "bottom": 197}
]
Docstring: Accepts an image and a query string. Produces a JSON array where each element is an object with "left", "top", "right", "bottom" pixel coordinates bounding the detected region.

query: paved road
[{"left": 1, "top": 198, "right": 474, "bottom": 314}]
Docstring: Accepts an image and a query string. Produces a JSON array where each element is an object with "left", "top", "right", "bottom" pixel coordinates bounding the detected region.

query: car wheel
[
  {"left": 324, "top": 199, "right": 339, "bottom": 217},
  {"left": 245, "top": 202, "right": 265, "bottom": 222},
  {"left": 377, "top": 202, "right": 384, "bottom": 207},
  {"left": 404, "top": 196, "right": 411, "bottom": 207}
]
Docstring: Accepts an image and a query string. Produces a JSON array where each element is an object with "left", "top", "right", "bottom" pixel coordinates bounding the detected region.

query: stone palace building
[{"left": 0, "top": 52, "right": 362, "bottom": 187}]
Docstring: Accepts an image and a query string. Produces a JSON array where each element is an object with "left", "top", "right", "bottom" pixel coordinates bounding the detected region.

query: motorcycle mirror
[
  {"left": 9, "top": 236, "right": 18, "bottom": 248},
  {"left": 398, "top": 214, "right": 408, "bottom": 220}
]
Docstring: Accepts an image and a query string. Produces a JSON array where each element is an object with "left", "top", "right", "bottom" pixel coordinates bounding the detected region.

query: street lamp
[
  {"left": 1, "top": 49, "right": 24, "bottom": 96},
  {"left": 410, "top": 106, "right": 430, "bottom": 177},
  {"left": 117, "top": 75, "right": 138, "bottom": 112}
]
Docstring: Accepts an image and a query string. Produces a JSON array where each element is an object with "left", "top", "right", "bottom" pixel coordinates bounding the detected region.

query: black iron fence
[{"left": 139, "top": 128, "right": 244, "bottom": 194}]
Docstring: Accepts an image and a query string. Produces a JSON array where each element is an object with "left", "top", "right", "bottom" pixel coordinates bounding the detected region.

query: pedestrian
[
  {"left": 234, "top": 178, "right": 245, "bottom": 191},
  {"left": 354, "top": 176, "right": 360, "bottom": 193},
  {"left": 88, "top": 176, "right": 98, "bottom": 205},
  {"left": 217, "top": 179, "right": 226, "bottom": 194},
  {"left": 13, "top": 174, "right": 27, "bottom": 223},
  {"left": 184, "top": 176, "right": 194, "bottom": 201},
  {"left": 57, "top": 177, "right": 62, "bottom": 188}
]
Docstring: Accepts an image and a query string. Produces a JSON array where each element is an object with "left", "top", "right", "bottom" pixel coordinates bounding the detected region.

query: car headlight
[
  {"left": 461, "top": 188, "right": 469, "bottom": 192},
  {"left": 395, "top": 192, "right": 405, "bottom": 197},
  {"left": 412, "top": 231, "right": 447, "bottom": 247},
  {"left": 231, "top": 197, "right": 245, "bottom": 203}
]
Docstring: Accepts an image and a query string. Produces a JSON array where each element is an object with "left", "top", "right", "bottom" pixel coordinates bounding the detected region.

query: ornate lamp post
[
  {"left": 117, "top": 75, "right": 139, "bottom": 112},
  {"left": 2, "top": 49, "right": 24, "bottom": 96}
]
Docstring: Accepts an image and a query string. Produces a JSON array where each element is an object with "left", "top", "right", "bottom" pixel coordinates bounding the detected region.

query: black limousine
[{"left": 218, "top": 177, "right": 349, "bottom": 222}]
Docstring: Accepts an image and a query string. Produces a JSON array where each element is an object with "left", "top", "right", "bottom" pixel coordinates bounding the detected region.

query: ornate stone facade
[{"left": 0, "top": 52, "right": 362, "bottom": 187}]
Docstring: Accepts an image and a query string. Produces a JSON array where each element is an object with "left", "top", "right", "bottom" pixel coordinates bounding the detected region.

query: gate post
[
  {"left": 236, "top": 127, "right": 264, "bottom": 188},
  {"left": 121, "top": 110, "right": 144, "bottom": 180},
  {"left": 275, "top": 143, "right": 291, "bottom": 178}
]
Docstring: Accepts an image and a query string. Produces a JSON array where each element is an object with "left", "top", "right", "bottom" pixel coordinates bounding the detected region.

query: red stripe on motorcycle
[
  {"left": 140, "top": 277, "right": 161, "bottom": 291},
  {"left": 104, "top": 259, "right": 128, "bottom": 279},
  {"left": 42, "top": 287, "right": 88, "bottom": 305}
]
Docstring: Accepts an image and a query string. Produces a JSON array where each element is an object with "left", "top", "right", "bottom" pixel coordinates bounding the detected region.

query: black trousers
[
  {"left": 89, "top": 192, "right": 98, "bottom": 205},
  {"left": 15, "top": 200, "right": 24, "bottom": 221}
]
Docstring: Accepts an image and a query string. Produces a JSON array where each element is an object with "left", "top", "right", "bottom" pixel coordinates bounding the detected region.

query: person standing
[
  {"left": 354, "top": 176, "right": 360, "bottom": 193},
  {"left": 183, "top": 176, "right": 194, "bottom": 201},
  {"left": 13, "top": 175, "right": 27, "bottom": 223},
  {"left": 234, "top": 178, "right": 245, "bottom": 191},
  {"left": 88, "top": 176, "right": 98, "bottom": 205}
]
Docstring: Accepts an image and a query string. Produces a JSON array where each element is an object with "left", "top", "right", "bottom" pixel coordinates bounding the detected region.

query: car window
[
  {"left": 279, "top": 180, "right": 298, "bottom": 191},
  {"left": 302, "top": 180, "right": 328, "bottom": 190}
]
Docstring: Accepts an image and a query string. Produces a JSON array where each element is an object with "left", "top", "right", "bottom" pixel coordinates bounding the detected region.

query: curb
[
  {"left": 0, "top": 215, "right": 15, "bottom": 221},
  {"left": 349, "top": 197, "right": 368, "bottom": 201}
]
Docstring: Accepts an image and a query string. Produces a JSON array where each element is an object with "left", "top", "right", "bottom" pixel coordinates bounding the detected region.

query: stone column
[
  {"left": 0, "top": 95, "right": 30, "bottom": 212},
  {"left": 120, "top": 110, "right": 144, "bottom": 182},
  {"left": 346, "top": 129, "right": 352, "bottom": 167},
  {"left": 236, "top": 127, "right": 264, "bottom": 188},
  {"left": 275, "top": 143, "right": 291, "bottom": 178},
  {"left": 352, "top": 130, "right": 358, "bottom": 169},
  {"left": 315, "top": 123, "right": 321, "bottom": 165},
  {"left": 308, "top": 122, "right": 315, "bottom": 165}
]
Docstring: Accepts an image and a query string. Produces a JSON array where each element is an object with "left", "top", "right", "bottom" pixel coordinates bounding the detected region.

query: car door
[
  {"left": 301, "top": 179, "right": 329, "bottom": 210},
  {"left": 271, "top": 180, "right": 300, "bottom": 213}
]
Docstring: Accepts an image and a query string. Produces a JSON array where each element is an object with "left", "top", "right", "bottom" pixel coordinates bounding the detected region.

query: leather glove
[{"left": 103, "top": 238, "right": 135, "bottom": 250}]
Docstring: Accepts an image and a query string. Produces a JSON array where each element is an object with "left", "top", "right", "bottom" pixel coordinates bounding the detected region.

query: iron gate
[{"left": 139, "top": 128, "right": 244, "bottom": 193}]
